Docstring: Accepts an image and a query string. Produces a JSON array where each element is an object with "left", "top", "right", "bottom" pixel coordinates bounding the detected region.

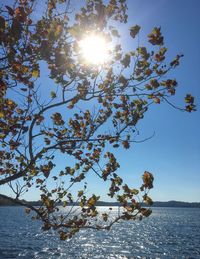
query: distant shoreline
[{"left": 0, "top": 197, "right": 199, "bottom": 208}]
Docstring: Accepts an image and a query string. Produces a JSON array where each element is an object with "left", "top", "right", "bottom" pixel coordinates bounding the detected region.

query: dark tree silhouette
[{"left": 0, "top": 0, "right": 195, "bottom": 240}]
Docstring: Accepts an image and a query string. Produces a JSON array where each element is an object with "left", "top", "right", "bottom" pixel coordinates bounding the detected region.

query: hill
[{"left": 0, "top": 196, "right": 199, "bottom": 208}]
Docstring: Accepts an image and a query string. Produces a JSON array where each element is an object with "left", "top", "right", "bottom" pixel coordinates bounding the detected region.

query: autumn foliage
[{"left": 0, "top": 0, "right": 195, "bottom": 240}]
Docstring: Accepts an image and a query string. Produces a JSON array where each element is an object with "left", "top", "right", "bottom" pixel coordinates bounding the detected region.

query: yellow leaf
[
  {"left": 30, "top": 169, "right": 37, "bottom": 175},
  {"left": 21, "top": 66, "right": 29, "bottom": 73},
  {"left": 25, "top": 208, "right": 31, "bottom": 214},
  {"left": 0, "top": 112, "right": 4, "bottom": 118},
  {"left": 32, "top": 70, "right": 39, "bottom": 78},
  {"left": 87, "top": 197, "right": 96, "bottom": 207},
  {"left": 55, "top": 25, "right": 62, "bottom": 36},
  {"left": 0, "top": 134, "right": 6, "bottom": 139},
  {"left": 7, "top": 100, "right": 14, "bottom": 105}
]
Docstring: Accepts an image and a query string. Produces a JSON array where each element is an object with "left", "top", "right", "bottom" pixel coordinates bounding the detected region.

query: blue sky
[
  {"left": 1, "top": 0, "right": 200, "bottom": 202},
  {"left": 113, "top": 0, "right": 200, "bottom": 202}
]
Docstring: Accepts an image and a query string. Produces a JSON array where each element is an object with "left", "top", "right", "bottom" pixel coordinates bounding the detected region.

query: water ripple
[{"left": 0, "top": 207, "right": 200, "bottom": 258}]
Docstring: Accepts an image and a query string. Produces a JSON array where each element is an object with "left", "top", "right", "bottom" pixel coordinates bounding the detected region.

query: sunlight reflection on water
[{"left": 0, "top": 207, "right": 200, "bottom": 258}]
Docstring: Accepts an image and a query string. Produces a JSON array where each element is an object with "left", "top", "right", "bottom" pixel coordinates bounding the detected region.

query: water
[{"left": 0, "top": 207, "right": 199, "bottom": 259}]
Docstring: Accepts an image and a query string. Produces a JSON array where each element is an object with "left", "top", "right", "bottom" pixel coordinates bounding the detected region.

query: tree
[{"left": 0, "top": 0, "right": 195, "bottom": 240}]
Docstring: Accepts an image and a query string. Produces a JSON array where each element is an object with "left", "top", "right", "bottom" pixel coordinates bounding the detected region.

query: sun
[{"left": 79, "top": 35, "right": 110, "bottom": 65}]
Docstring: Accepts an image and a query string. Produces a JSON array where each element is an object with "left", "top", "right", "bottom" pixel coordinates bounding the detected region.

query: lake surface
[{"left": 0, "top": 207, "right": 199, "bottom": 259}]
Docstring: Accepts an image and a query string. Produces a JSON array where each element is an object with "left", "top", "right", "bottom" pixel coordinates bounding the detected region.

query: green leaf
[
  {"left": 63, "top": 201, "right": 68, "bottom": 207},
  {"left": 131, "top": 189, "right": 139, "bottom": 195},
  {"left": 50, "top": 91, "right": 56, "bottom": 98}
]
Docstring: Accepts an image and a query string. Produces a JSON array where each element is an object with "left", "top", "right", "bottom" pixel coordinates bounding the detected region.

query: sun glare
[{"left": 79, "top": 35, "right": 110, "bottom": 65}]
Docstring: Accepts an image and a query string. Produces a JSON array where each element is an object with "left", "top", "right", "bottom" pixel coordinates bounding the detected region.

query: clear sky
[
  {"left": 113, "top": 0, "right": 200, "bottom": 202},
  {"left": 1, "top": 0, "right": 200, "bottom": 202}
]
